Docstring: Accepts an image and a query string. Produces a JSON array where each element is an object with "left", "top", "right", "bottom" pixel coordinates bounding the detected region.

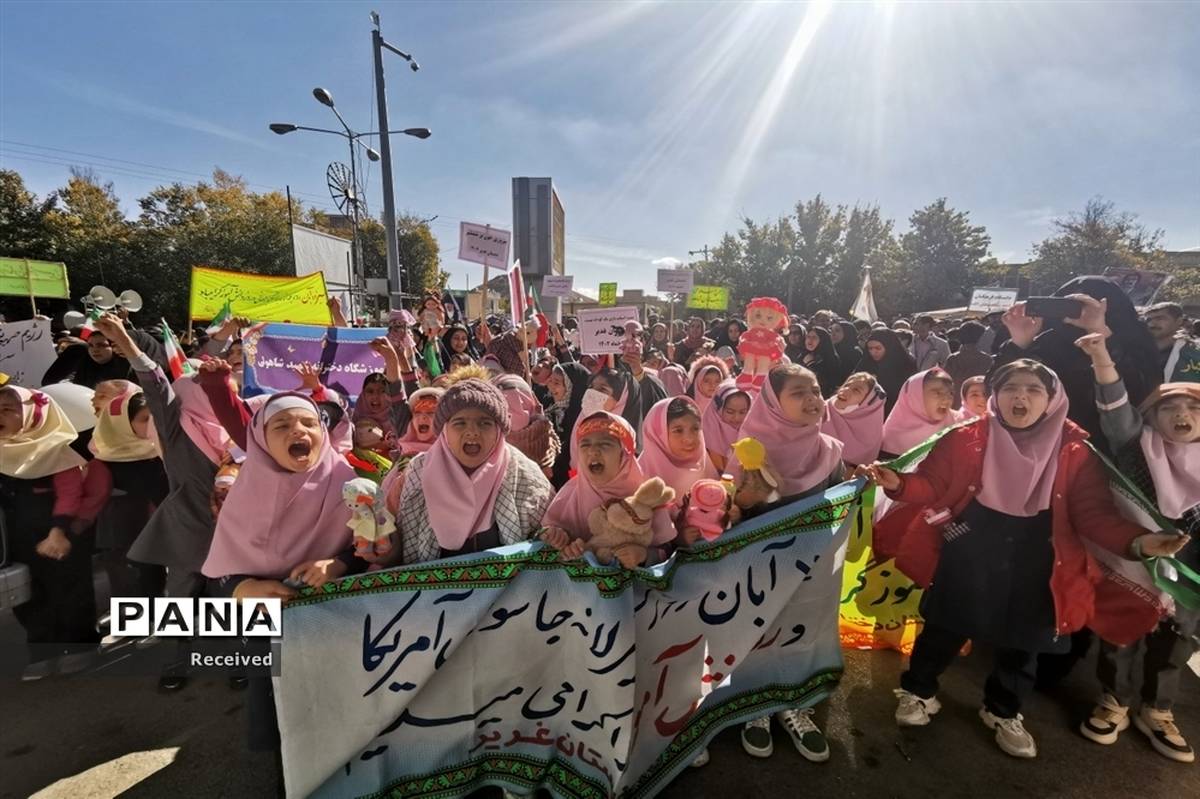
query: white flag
[{"left": 850, "top": 270, "right": 878, "bottom": 323}]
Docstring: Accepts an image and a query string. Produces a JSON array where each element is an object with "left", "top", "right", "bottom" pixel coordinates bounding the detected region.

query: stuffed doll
[
  {"left": 620, "top": 320, "right": 644, "bottom": 360},
  {"left": 730, "top": 437, "right": 781, "bottom": 510},
  {"left": 683, "top": 478, "right": 737, "bottom": 542},
  {"left": 586, "top": 477, "right": 676, "bottom": 567},
  {"left": 343, "top": 477, "right": 396, "bottom": 559},
  {"left": 737, "top": 297, "right": 788, "bottom": 388},
  {"left": 418, "top": 293, "right": 447, "bottom": 340}
]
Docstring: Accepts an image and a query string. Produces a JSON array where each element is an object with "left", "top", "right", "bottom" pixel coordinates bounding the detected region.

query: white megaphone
[
  {"left": 38, "top": 383, "right": 97, "bottom": 433},
  {"left": 63, "top": 310, "right": 87, "bottom": 329},
  {"left": 83, "top": 285, "right": 118, "bottom": 311},
  {"left": 117, "top": 289, "right": 143, "bottom": 313}
]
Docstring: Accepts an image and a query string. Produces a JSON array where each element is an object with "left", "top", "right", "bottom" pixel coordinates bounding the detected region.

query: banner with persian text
[
  {"left": 274, "top": 481, "right": 862, "bottom": 799},
  {"left": 189, "top": 265, "right": 332, "bottom": 326},
  {"left": 241, "top": 323, "right": 387, "bottom": 403}
]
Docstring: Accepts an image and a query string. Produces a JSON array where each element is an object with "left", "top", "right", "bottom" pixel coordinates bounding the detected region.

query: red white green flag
[{"left": 161, "top": 319, "right": 196, "bottom": 380}]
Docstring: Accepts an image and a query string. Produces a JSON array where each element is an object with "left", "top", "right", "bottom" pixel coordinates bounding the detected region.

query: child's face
[
  {"left": 444, "top": 409, "right": 499, "bottom": 470},
  {"left": 698, "top": 369, "right": 722, "bottom": 398},
  {"left": 547, "top": 372, "right": 568, "bottom": 402},
  {"left": 777, "top": 374, "right": 824, "bottom": 425},
  {"left": 963, "top": 383, "right": 988, "bottom": 416},
  {"left": 590, "top": 376, "right": 614, "bottom": 398},
  {"left": 923, "top": 380, "right": 954, "bottom": 421},
  {"left": 995, "top": 373, "right": 1050, "bottom": 430},
  {"left": 578, "top": 432, "right": 623, "bottom": 485},
  {"left": 130, "top": 406, "right": 152, "bottom": 439},
  {"left": 0, "top": 390, "right": 23, "bottom": 439},
  {"left": 720, "top": 393, "right": 750, "bottom": 427},
  {"left": 836, "top": 379, "right": 871, "bottom": 408},
  {"left": 1152, "top": 397, "right": 1200, "bottom": 444},
  {"left": 265, "top": 408, "right": 324, "bottom": 472},
  {"left": 412, "top": 411, "right": 435, "bottom": 441},
  {"left": 667, "top": 413, "right": 702, "bottom": 460},
  {"left": 361, "top": 380, "right": 388, "bottom": 412},
  {"left": 228, "top": 341, "right": 244, "bottom": 370}
]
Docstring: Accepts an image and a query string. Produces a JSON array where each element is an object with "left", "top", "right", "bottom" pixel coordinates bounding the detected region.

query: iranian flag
[
  {"left": 205, "top": 300, "right": 234, "bottom": 335},
  {"left": 161, "top": 319, "right": 196, "bottom": 380},
  {"left": 77, "top": 308, "right": 102, "bottom": 341}
]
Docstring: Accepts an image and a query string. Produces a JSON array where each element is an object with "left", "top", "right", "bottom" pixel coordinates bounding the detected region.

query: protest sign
[
  {"left": 1103, "top": 268, "right": 1172, "bottom": 308},
  {"left": 240, "top": 323, "right": 386, "bottom": 402},
  {"left": 458, "top": 222, "right": 512, "bottom": 267},
  {"left": 967, "top": 287, "right": 1019, "bottom": 315},
  {"left": 656, "top": 269, "right": 694, "bottom": 295},
  {"left": 0, "top": 319, "right": 56, "bottom": 386},
  {"left": 190, "top": 266, "right": 332, "bottom": 326},
  {"left": 686, "top": 286, "right": 729, "bottom": 311},
  {"left": 0, "top": 258, "right": 70, "bottom": 300},
  {"left": 577, "top": 306, "right": 640, "bottom": 355},
  {"left": 598, "top": 283, "right": 618, "bottom": 307},
  {"left": 541, "top": 275, "right": 575, "bottom": 298},
  {"left": 275, "top": 482, "right": 858, "bottom": 799}
]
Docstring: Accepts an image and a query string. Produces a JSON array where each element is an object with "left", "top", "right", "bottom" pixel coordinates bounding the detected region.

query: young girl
[
  {"left": 638, "top": 397, "right": 719, "bottom": 507},
  {"left": 388, "top": 379, "right": 554, "bottom": 564},
  {"left": 725, "top": 364, "right": 844, "bottom": 764},
  {"left": 701, "top": 381, "right": 752, "bottom": 472},
  {"left": 859, "top": 360, "right": 1185, "bottom": 760},
  {"left": 203, "top": 391, "right": 359, "bottom": 751},
  {"left": 351, "top": 339, "right": 414, "bottom": 441},
  {"left": 823, "top": 372, "right": 886, "bottom": 466},
  {"left": 1077, "top": 333, "right": 1199, "bottom": 762},
  {"left": 879, "top": 368, "right": 960, "bottom": 459},
  {"left": 0, "top": 386, "right": 95, "bottom": 680},
  {"left": 960, "top": 375, "right": 988, "bottom": 418},
  {"left": 495, "top": 374, "right": 560, "bottom": 475},
  {"left": 686, "top": 356, "right": 728, "bottom": 414},
  {"left": 542, "top": 411, "right": 678, "bottom": 567},
  {"left": 801, "top": 327, "right": 842, "bottom": 399}
]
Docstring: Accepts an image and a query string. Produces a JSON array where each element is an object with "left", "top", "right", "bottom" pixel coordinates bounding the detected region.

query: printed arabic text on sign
[
  {"left": 967, "top": 287, "right": 1019, "bottom": 315},
  {"left": 0, "top": 319, "right": 56, "bottom": 387},
  {"left": 687, "top": 285, "right": 729, "bottom": 311},
  {"left": 458, "top": 222, "right": 512, "bottom": 267},
  {"left": 577, "top": 306, "right": 640, "bottom": 355},
  {"left": 598, "top": 283, "right": 618, "bottom": 307},
  {"left": 240, "top": 323, "right": 387, "bottom": 402},
  {"left": 541, "top": 275, "right": 575, "bottom": 298},
  {"left": 656, "top": 269, "right": 694, "bottom": 295},
  {"left": 190, "top": 266, "right": 333, "bottom": 326}
]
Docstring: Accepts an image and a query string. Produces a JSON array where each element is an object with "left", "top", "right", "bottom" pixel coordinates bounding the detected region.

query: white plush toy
[{"left": 343, "top": 477, "right": 396, "bottom": 559}]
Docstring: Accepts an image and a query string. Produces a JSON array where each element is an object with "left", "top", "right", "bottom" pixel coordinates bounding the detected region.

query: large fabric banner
[
  {"left": 274, "top": 481, "right": 862, "bottom": 799},
  {"left": 190, "top": 266, "right": 332, "bottom": 326},
  {"left": 241, "top": 323, "right": 388, "bottom": 403}
]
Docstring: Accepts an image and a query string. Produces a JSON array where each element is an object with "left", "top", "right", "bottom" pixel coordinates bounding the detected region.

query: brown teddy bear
[{"left": 586, "top": 477, "right": 676, "bottom": 568}]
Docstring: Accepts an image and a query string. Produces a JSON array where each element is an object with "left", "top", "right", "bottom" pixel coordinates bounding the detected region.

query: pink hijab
[
  {"left": 173, "top": 375, "right": 232, "bottom": 465},
  {"left": 880, "top": 369, "right": 962, "bottom": 456},
  {"left": 544, "top": 412, "right": 676, "bottom": 545},
  {"left": 977, "top": 370, "right": 1069, "bottom": 517},
  {"left": 701, "top": 381, "right": 751, "bottom": 464},
  {"left": 201, "top": 393, "right": 355, "bottom": 580},
  {"left": 494, "top": 374, "right": 541, "bottom": 433},
  {"left": 727, "top": 375, "right": 844, "bottom": 497},
  {"left": 687, "top": 362, "right": 725, "bottom": 414},
  {"left": 1141, "top": 426, "right": 1200, "bottom": 519},
  {"left": 660, "top": 365, "right": 688, "bottom": 397},
  {"left": 394, "top": 387, "right": 443, "bottom": 457},
  {"left": 823, "top": 392, "right": 885, "bottom": 466},
  {"left": 638, "top": 397, "right": 718, "bottom": 499},
  {"left": 418, "top": 400, "right": 512, "bottom": 552}
]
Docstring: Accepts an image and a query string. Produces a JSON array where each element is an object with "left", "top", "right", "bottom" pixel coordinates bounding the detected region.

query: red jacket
[{"left": 875, "top": 418, "right": 1160, "bottom": 646}]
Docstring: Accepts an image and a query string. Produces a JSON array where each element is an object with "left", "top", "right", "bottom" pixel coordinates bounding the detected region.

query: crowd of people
[{"left": 1, "top": 278, "right": 1197, "bottom": 783}]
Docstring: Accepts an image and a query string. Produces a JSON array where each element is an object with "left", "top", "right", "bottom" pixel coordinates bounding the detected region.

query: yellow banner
[{"left": 189, "top": 266, "right": 332, "bottom": 325}]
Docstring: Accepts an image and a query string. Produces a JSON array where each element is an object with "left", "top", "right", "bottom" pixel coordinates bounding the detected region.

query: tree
[
  {"left": 891, "top": 198, "right": 990, "bottom": 313},
  {"left": 0, "top": 169, "right": 56, "bottom": 259},
  {"left": 394, "top": 214, "right": 442, "bottom": 297},
  {"left": 788, "top": 195, "right": 844, "bottom": 311},
  {"left": 833, "top": 204, "right": 897, "bottom": 314},
  {"left": 1026, "top": 197, "right": 1165, "bottom": 295},
  {"left": 42, "top": 169, "right": 134, "bottom": 307},
  {"left": 695, "top": 219, "right": 793, "bottom": 314}
]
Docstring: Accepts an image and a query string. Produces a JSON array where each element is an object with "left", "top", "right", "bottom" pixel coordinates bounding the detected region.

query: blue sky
[{"left": 2, "top": 0, "right": 1197, "bottom": 295}]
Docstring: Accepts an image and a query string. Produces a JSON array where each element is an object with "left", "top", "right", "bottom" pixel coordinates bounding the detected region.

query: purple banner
[{"left": 241, "top": 323, "right": 388, "bottom": 402}]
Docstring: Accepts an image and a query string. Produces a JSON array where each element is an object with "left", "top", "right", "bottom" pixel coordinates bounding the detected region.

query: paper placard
[
  {"left": 541, "top": 275, "right": 575, "bottom": 298},
  {"left": 0, "top": 319, "right": 56, "bottom": 386},
  {"left": 656, "top": 268, "right": 695, "bottom": 294},
  {"left": 598, "top": 283, "right": 618, "bottom": 307},
  {"left": 577, "top": 306, "right": 640, "bottom": 355},
  {"left": 686, "top": 285, "right": 730, "bottom": 311},
  {"left": 458, "top": 222, "right": 511, "bottom": 267},
  {"left": 967, "top": 287, "right": 1019, "bottom": 315}
]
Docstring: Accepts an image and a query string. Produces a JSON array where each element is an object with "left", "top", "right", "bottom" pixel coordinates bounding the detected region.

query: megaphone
[
  {"left": 63, "top": 310, "right": 86, "bottom": 329},
  {"left": 84, "top": 285, "right": 118, "bottom": 310},
  {"left": 117, "top": 289, "right": 143, "bottom": 313}
]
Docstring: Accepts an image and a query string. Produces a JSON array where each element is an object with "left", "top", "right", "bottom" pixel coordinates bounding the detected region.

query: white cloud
[{"left": 651, "top": 256, "right": 683, "bottom": 268}]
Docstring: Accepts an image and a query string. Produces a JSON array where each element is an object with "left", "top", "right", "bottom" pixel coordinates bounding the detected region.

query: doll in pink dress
[
  {"left": 736, "top": 297, "right": 788, "bottom": 388},
  {"left": 620, "top": 320, "right": 644, "bottom": 360}
]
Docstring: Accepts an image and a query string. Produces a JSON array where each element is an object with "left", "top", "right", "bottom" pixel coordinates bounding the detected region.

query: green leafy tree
[
  {"left": 395, "top": 214, "right": 442, "bottom": 297},
  {"left": 0, "top": 169, "right": 56, "bottom": 258},
  {"left": 788, "top": 195, "right": 844, "bottom": 311},
  {"left": 892, "top": 198, "right": 991, "bottom": 312},
  {"left": 833, "top": 204, "right": 897, "bottom": 315}
]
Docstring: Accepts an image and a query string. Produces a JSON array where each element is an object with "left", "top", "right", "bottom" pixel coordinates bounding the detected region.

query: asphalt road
[{"left": 3, "top": 578, "right": 1198, "bottom": 799}]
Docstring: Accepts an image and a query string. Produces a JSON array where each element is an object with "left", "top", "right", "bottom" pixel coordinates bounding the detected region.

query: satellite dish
[
  {"left": 86, "top": 285, "right": 118, "bottom": 310},
  {"left": 63, "top": 310, "right": 86, "bottom": 329},
  {"left": 117, "top": 290, "right": 143, "bottom": 313}
]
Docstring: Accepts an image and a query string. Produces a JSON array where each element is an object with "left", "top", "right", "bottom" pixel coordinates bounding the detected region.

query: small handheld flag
[
  {"left": 205, "top": 300, "right": 234, "bottom": 335},
  {"left": 161, "top": 319, "right": 197, "bottom": 380}
]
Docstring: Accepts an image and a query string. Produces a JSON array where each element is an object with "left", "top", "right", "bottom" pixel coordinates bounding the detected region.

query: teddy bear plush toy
[
  {"left": 343, "top": 477, "right": 397, "bottom": 559},
  {"left": 586, "top": 477, "right": 676, "bottom": 568}
]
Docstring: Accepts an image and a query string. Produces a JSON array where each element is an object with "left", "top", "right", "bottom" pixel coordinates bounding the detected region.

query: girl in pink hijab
[
  {"left": 494, "top": 374, "right": 560, "bottom": 474},
  {"left": 879, "top": 368, "right": 962, "bottom": 458},
  {"left": 172, "top": 375, "right": 232, "bottom": 464},
  {"left": 823, "top": 372, "right": 886, "bottom": 466},
  {"left": 659, "top": 363, "right": 689, "bottom": 398},
  {"left": 638, "top": 397, "right": 718, "bottom": 504},
  {"left": 543, "top": 411, "right": 679, "bottom": 567},
  {"left": 686, "top": 356, "right": 728, "bottom": 414},
  {"left": 960, "top": 376, "right": 988, "bottom": 419},
  {"left": 701, "top": 381, "right": 752, "bottom": 472}
]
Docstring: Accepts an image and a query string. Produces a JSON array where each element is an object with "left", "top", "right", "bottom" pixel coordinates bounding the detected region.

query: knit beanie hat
[{"left": 434, "top": 379, "right": 511, "bottom": 436}]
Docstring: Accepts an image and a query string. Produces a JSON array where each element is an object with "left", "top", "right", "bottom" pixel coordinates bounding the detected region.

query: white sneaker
[
  {"left": 1079, "top": 693, "right": 1130, "bottom": 745},
  {"left": 777, "top": 707, "right": 830, "bottom": 762},
  {"left": 690, "top": 747, "right": 710, "bottom": 768},
  {"left": 1134, "top": 707, "right": 1195, "bottom": 763},
  {"left": 741, "top": 716, "right": 774, "bottom": 758},
  {"left": 894, "top": 689, "right": 941, "bottom": 727},
  {"left": 979, "top": 708, "right": 1037, "bottom": 758}
]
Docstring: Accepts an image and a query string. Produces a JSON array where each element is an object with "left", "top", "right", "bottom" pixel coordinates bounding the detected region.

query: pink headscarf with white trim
[{"left": 880, "top": 369, "right": 962, "bottom": 456}]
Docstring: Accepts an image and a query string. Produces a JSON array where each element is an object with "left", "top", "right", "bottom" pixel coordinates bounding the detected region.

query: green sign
[
  {"left": 0, "top": 258, "right": 70, "bottom": 299},
  {"left": 687, "top": 285, "right": 729, "bottom": 311},
  {"left": 598, "top": 282, "right": 618, "bottom": 307}
]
